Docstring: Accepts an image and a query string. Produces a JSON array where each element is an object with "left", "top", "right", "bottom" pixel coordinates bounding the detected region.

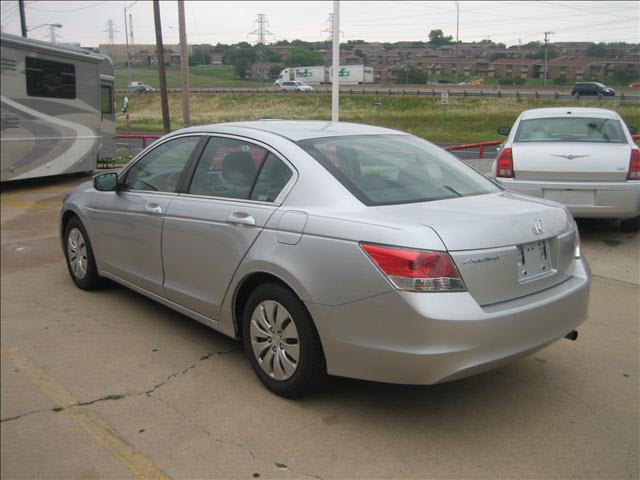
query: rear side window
[
  {"left": 299, "top": 135, "right": 499, "bottom": 206},
  {"left": 188, "top": 137, "right": 292, "bottom": 202},
  {"left": 515, "top": 117, "right": 626, "bottom": 143},
  {"left": 26, "top": 57, "right": 76, "bottom": 99}
]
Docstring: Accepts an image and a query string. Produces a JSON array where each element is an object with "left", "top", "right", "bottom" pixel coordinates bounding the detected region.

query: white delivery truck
[
  {"left": 328, "top": 65, "right": 375, "bottom": 84},
  {"left": 275, "top": 65, "right": 374, "bottom": 85},
  {"left": 276, "top": 66, "right": 327, "bottom": 85}
]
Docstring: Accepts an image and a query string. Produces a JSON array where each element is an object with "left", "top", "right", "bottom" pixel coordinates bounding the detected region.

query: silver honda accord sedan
[{"left": 61, "top": 121, "right": 591, "bottom": 397}]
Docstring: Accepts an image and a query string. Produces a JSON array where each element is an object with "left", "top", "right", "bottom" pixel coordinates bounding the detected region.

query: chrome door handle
[
  {"left": 227, "top": 212, "right": 256, "bottom": 227},
  {"left": 144, "top": 203, "right": 163, "bottom": 215}
]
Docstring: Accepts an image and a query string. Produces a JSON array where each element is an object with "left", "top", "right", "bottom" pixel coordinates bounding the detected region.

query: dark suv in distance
[{"left": 571, "top": 82, "right": 615, "bottom": 97}]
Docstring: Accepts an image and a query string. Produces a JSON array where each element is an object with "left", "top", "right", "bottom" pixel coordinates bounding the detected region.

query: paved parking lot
[{"left": 1, "top": 174, "right": 638, "bottom": 479}]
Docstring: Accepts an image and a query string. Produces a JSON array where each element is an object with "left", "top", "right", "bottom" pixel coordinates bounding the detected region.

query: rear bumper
[
  {"left": 497, "top": 178, "right": 640, "bottom": 219},
  {"left": 307, "top": 257, "right": 590, "bottom": 385}
]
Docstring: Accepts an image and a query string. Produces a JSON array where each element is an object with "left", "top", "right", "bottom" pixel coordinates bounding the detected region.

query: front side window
[
  {"left": 515, "top": 117, "right": 626, "bottom": 143},
  {"left": 100, "top": 85, "right": 113, "bottom": 114},
  {"left": 299, "top": 135, "right": 500, "bottom": 206},
  {"left": 123, "top": 136, "right": 200, "bottom": 192},
  {"left": 188, "top": 137, "right": 292, "bottom": 202},
  {"left": 26, "top": 57, "right": 76, "bottom": 99}
]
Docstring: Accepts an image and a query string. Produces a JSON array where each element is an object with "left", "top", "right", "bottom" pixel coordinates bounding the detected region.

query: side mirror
[
  {"left": 629, "top": 126, "right": 637, "bottom": 135},
  {"left": 94, "top": 172, "right": 119, "bottom": 192},
  {"left": 122, "top": 96, "right": 129, "bottom": 113},
  {"left": 497, "top": 126, "right": 511, "bottom": 136}
]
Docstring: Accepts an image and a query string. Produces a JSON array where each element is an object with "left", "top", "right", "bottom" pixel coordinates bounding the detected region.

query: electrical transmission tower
[
  {"left": 248, "top": 14, "right": 274, "bottom": 45},
  {"left": 321, "top": 13, "right": 343, "bottom": 41},
  {"left": 103, "top": 19, "right": 119, "bottom": 45},
  {"left": 248, "top": 14, "right": 274, "bottom": 81}
]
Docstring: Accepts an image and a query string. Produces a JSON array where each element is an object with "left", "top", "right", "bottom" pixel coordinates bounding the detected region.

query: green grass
[
  {"left": 114, "top": 65, "right": 272, "bottom": 89},
  {"left": 116, "top": 93, "right": 640, "bottom": 143}
]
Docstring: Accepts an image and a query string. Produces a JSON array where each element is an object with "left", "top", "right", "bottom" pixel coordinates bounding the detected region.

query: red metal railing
[
  {"left": 115, "top": 133, "right": 162, "bottom": 148},
  {"left": 445, "top": 140, "right": 503, "bottom": 159}
]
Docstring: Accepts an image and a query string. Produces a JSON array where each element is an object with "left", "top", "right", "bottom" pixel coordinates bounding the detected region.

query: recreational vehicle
[{"left": 1, "top": 32, "right": 115, "bottom": 181}]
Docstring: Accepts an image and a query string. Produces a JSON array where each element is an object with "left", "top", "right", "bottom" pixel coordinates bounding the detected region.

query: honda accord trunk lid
[{"left": 372, "top": 191, "right": 577, "bottom": 305}]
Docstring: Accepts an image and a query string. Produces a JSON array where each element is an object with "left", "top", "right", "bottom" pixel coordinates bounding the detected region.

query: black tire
[
  {"left": 63, "top": 217, "right": 106, "bottom": 290},
  {"left": 620, "top": 215, "right": 640, "bottom": 233},
  {"left": 242, "top": 282, "right": 327, "bottom": 398}
]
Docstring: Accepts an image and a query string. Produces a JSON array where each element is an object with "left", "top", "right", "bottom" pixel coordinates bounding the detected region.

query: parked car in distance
[
  {"left": 61, "top": 120, "right": 590, "bottom": 397},
  {"left": 494, "top": 107, "right": 640, "bottom": 232},
  {"left": 571, "top": 82, "right": 615, "bottom": 97},
  {"left": 280, "top": 81, "right": 314, "bottom": 93}
]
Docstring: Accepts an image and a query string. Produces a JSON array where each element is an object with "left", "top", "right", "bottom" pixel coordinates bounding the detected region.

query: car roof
[
  {"left": 520, "top": 107, "right": 620, "bottom": 120},
  {"left": 174, "top": 120, "right": 407, "bottom": 141}
]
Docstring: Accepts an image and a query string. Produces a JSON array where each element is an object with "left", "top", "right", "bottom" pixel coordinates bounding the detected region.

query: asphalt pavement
[{"left": 1, "top": 174, "right": 638, "bottom": 479}]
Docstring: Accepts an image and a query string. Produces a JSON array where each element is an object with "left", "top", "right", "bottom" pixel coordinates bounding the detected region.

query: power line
[{"left": 25, "top": 1, "right": 107, "bottom": 13}]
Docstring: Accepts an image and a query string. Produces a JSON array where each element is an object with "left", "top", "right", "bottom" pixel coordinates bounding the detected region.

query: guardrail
[
  {"left": 114, "top": 87, "right": 640, "bottom": 101},
  {"left": 445, "top": 140, "right": 503, "bottom": 159},
  {"left": 115, "top": 133, "right": 162, "bottom": 148}
]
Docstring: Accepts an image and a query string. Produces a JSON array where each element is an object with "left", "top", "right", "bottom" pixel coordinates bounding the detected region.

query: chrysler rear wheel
[{"left": 243, "top": 283, "right": 327, "bottom": 398}]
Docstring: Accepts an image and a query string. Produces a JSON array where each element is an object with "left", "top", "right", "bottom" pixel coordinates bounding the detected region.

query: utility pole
[
  {"left": 153, "top": 0, "right": 171, "bottom": 133},
  {"left": 177, "top": 0, "right": 190, "bottom": 127},
  {"left": 124, "top": 1, "right": 138, "bottom": 96},
  {"left": 454, "top": 1, "right": 460, "bottom": 57},
  {"left": 47, "top": 24, "right": 61, "bottom": 44},
  {"left": 543, "top": 31, "right": 553, "bottom": 86},
  {"left": 248, "top": 14, "right": 274, "bottom": 81},
  {"left": 331, "top": 0, "right": 340, "bottom": 122},
  {"left": 129, "top": 13, "right": 135, "bottom": 47},
  {"left": 18, "top": 0, "right": 27, "bottom": 37}
]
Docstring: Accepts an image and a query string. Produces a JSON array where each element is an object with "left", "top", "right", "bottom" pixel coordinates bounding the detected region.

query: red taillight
[
  {"left": 361, "top": 243, "right": 465, "bottom": 292},
  {"left": 628, "top": 149, "right": 640, "bottom": 180},
  {"left": 496, "top": 147, "right": 514, "bottom": 178}
]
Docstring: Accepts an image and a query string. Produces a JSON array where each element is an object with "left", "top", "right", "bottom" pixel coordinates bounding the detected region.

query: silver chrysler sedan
[
  {"left": 493, "top": 107, "right": 640, "bottom": 232},
  {"left": 61, "top": 121, "right": 590, "bottom": 397}
]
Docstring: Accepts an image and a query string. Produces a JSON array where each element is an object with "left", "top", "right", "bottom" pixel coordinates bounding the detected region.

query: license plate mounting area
[{"left": 518, "top": 240, "right": 553, "bottom": 282}]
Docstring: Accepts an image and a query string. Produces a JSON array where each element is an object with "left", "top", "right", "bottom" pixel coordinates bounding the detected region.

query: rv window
[
  {"left": 25, "top": 57, "right": 76, "bottom": 99},
  {"left": 100, "top": 85, "right": 113, "bottom": 114}
]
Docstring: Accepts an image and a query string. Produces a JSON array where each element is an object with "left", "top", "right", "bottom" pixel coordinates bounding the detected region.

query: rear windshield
[
  {"left": 298, "top": 134, "right": 500, "bottom": 206},
  {"left": 515, "top": 117, "right": 626, "bottom": 143}
]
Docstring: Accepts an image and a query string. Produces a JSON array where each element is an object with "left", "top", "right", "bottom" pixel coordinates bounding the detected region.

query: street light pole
[
  {"left": 543, "top": 31, "right": 553, "bottom": 86},
  {"left": 331, "top": 0, "right": 340, "bottom": 122}
]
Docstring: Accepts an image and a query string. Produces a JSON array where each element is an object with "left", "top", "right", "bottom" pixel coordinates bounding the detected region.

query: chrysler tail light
[
  {"left": 627, "top": 149, "right": 640, "bottom": 180},
  {"left": 361, "top": 243, "right": 465, "bottom": 292},
  {"left": 496, "top": 147, "right": 515, "bottom": 178}
]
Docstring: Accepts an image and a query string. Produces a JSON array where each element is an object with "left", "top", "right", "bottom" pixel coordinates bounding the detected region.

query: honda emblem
[{"left": 531, "top": 218, "right": 544, "bottom": 235}]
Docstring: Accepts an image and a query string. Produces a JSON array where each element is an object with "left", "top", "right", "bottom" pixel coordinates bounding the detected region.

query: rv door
[{"left": 99, "top": 78, "right": 116, "bottom": 161}]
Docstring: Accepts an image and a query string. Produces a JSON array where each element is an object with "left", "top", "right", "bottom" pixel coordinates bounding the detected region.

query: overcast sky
[{"left": 1, "top": 1, "right": 639, "bottom": 48}]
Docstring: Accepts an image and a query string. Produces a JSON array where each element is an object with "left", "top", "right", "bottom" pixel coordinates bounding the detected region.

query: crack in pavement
[
  {"left": 591, "top": 274, "right": 639, "bottom": 287},
  {"left": 1, "top": 347, "right": 242, "bottom": 423},
  {"left": 140, "top": 347, "right": 242, "bottom": 397},
  {"left": 150, "top": 394, "right": 324, "bottom": 480},
  {"left": 1, "top": 407, "right": 55, "bottom": 423}
]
